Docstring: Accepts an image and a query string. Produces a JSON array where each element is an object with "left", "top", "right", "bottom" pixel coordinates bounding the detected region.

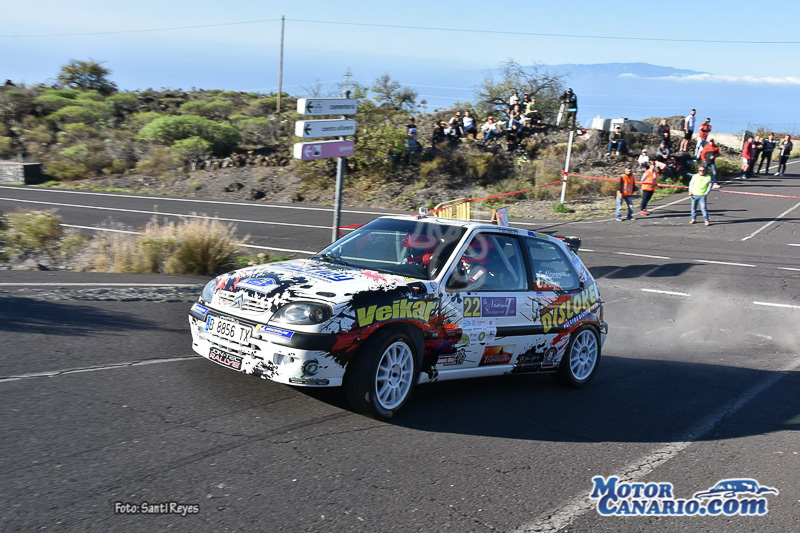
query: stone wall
[{"left": 0, "top": 162, "right": 43, "bottom": 184}]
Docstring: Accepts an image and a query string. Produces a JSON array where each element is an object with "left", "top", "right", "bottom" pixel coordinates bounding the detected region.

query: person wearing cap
[
  {"left": 700, "top": 138, "right": 721, "bottom": 189},
  {"left": 694, "top": 117, "right": 712, "bottom": 158},
  {"left": 637, "top": 148, "right": 650, "bottom": 170},
  {"left": 481, "top": 115, "right": 499, "bottom": 142},
  {"left": 615, "top": 165, "right": 637, "bottom": 221},
  {"left": 606, "top": 126, "right": 625, "bottom": 156},
  {"left": 688, "top": 165, "right": 712, "bottom": 226}
]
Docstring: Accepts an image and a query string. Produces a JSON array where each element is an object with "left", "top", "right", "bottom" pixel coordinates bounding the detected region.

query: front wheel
[
  {"left": 345, "top": 329, "right": 419, "bottom": 419},
  {"left": 555, "top": 327, "right": 600, "bottom": 387}
]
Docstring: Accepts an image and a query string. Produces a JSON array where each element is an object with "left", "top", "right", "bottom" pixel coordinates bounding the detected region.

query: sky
[{"left": 3, "top": 1, "right": 799, "bottom": 132}]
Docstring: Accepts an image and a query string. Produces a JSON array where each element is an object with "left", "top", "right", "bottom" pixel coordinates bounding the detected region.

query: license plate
[
  {"left": 208, "top": 347, "right": 243, "bottom": 370},
  {"left": 206, "top": 315, "right": 252, "bottom": 344}
]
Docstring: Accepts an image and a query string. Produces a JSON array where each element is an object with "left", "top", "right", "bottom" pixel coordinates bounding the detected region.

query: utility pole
[
  {"left": 331, "top": 89, "right": 351, "bottom": 243},
  {"left": 560, "top": 130, "right": 575, "bottom": 204},
  {"left": 277, "top": 15, "right": 285, "bottom": 113}
]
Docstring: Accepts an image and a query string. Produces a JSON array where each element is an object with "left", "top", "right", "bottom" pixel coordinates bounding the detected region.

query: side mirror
[{"left": 446, "top": 275, "right": 468, "bottom": 291}]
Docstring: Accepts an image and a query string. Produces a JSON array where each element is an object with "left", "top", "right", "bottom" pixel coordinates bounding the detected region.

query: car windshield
[{"left": 314, "top": 218, "right": 467, "bottom": 280}]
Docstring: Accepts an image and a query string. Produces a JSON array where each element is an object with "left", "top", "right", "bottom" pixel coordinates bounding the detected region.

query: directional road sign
[
  {"left": 295, "top": 119, "right": 357, "bottom": 139},
  {"left": 297, "top": 98, "right": 359, "bottom": 116},
  {"left": 293, "top": 140, "right": 355, "bottom": 161}
]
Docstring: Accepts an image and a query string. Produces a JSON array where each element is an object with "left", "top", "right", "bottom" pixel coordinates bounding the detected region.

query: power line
[{"left": 2, "top": 17, "right": 798, "bottom": 45}]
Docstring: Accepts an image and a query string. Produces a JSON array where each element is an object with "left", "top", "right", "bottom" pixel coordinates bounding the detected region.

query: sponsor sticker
[
  {"left": 276, "top": 264, "right": 355, "bottom": 282},
  {"left": 479, "top": 344, "right": 515, "bottom": 366},
  {"left": 288, "top": 377, "right": 330, "bottom": 385},
  {"left": 235, "top": 278, "right": 276, "bottom": 293},
  {"left": 256, "top": 325, "right": 295, "bottom": 339},
  {"left": 208, "top": 347, "right": 243, "bottom": 371},
  {"left": 191, "top": 303, "right": 209, "bottom": 317},
  {"left": 590, "top": 476, "right": 778, "bottom": 517},
  {"left": 437, "top": 351, "right": 467, "bottom": 366}
]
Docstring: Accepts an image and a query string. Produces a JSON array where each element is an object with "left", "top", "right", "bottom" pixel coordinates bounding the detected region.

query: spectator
[
  {"left": 615, "top": 165, "right": 637, "bottom": 221},
  {"left": 462, "top": 110, "right": 477, "bottom": 138},
  {"left": 448, "top": 111, "right": 465, "bottom": 138},
  {"left": 757, "top": 132, "right": 776, "bottom": 174},
  {"left": 565, "top": 88, "right": 578, "bottom": 129},
  {"left": 741, "top": 136, "right": 754, "bottom": 179},
  {"left": 700, "top": 138, "right": 721, "bottom": 189},
  {"left": 694, "top": 118, "right": 712, "bottom": 158},
  {"left": 750, "top": 135, "right": 763, "bottom": 177},
  {"left": 656, "top": 140, "right": 671, "bottom": 169},
  {"left": 688, "top": 165, "right": 712, "bottom": 226},
  {"left": 640, "top": 160, "right": 659, "bottom": 216},
  {"left": 481, "top": 116, "right": 499, "bottom": 142},
  {"left": 430, "top": 121, "right": 445, "bottom": 146},
  {"left": 525, "top": 96, "right": 541, "bottom": 125},
  {"left": 509, "top": 91, "right": 520, "bottom": 107},
  {"left": 442, "top": 120, "right": 460, "bottom": 142},
  {"left": 776, "top": 135, "right": 793, "bottom": 176},
  {"left": 507, "top": 104, "right": 524, "bottom": 136},
  {"left": 606, "top": 126, "right": 624, "bottom": 156},
  {"left": 405, "top": 117, "right": 418, "bottom": 154},
  {"left": 679, "top": 109, "right": 696, "bottom": 152},
  {"left": 637, "top": 149, "right": 650, "bottom": 170},
  {"left": 657, "top": 118, "right": 671, "bottom": 147}
]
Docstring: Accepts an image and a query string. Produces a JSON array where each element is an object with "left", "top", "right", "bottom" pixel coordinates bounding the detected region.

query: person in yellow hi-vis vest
[
  {"left": 688, "top": 165, "right": 712, "bottom": 226},
  {"left": 639, "top": 161, "right": 659, "bottom": 216}
]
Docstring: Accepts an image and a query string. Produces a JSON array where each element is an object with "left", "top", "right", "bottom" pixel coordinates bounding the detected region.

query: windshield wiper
[{"left": 310, "top": 253, "right": 349, "bottom": 267}]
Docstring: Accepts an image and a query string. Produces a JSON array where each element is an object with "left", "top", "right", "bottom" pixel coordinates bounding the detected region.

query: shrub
[
  {"left": 178, "top": 99, "right": 235, "bottom": 120},
  {"left": 136, "top": 114, "right": 240, "bottom": 154},
  {"left": 1, "top": 209, "right": 63, "bottom": 258},
  {"left": 108, "top": 92, "right": 140, "bottom": 115},
  {"left": 45, "top": 160, "right": 88, "bottom": 181},
  {"left": 127, "top": 111, "right": 161, "bottom": 130},
  {"left": 714, "top": 156, "right": 739, "bottom": 176},
  {"left": 164, "top": 217, "right": 244, "bottom": 275},
  {"left": 135, "top": 146, "right": 182, "bottom": 177},
  {"left": 48, "top": 105, "right": 102, "bottom": 124},
  {"left": 173, "top": 136, "right": 212, "bottom": 170},
  {"left": 33, "top": 93, "right": 76, "bottom": 113},
  {"left": 22, "top": 125, "right": 54, "bottom": 145},
  {"left": 62, "top": 122, "right": 95, "bottom": 139},
  {"left": 0, "top": 137, "right": 12, "bottom": 157},
  {"left": 59, "top": 143, "right": 90, "bottom": 163}
]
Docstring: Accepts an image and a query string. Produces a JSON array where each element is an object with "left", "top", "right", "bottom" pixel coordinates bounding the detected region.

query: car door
[
  {"left": 439, "top": 232, "right": 532, "bottom": 373},
  {"left": 517, "top": 236, "right": 584, "bottom": 370}
]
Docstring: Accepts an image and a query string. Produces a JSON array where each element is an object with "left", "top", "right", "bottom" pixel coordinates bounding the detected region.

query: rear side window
[
  {"left": 452, "top": 234, "right": 528, "bottom": 291},
  {"left": 524, "top": 238, "right": 580, "bottom": 291}
]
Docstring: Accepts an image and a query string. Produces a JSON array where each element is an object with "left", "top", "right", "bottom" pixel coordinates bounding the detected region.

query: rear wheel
[
  {"left": 345, "top": 329, "right": 419, "bottom": 419},
  {"left": 555, "top": 327, "right": 600, "bottom": 387}
]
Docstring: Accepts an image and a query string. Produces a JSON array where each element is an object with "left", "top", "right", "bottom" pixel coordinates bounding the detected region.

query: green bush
[
  {"left": 173, "top": 136, "right": 212, "bottom": 170},
  {"left": 45, "top": 160, "right": 88, "bottom": 181},
  {"left": 48, "top": 105, "right": 102, "bottom": 124},
  {"left": 108, "top": 92, "right": 140, "bottom": 115},
  {"left": 33, "top": 94, "right": 76, "bottom": 113},
  {"left": 59, "top": 143, "right": 90, "bottom": 163},
  {"left": 0, "top": 136, "right": 12, "bottom": 157},
  {"left": 179, "top": 99, "right": 235, "bottom": 120},
  {"left": 135, "top": 146, "right": 182, "bottom": 177},
  {"left": 127, "top": 111, "right": 161, "bottom": 130},
  {"left": 1, "top": 209, "right": 63, "bottom": 258},
  {"left": 62, "top": 122, "right": 95, "bottom": 139},
  {"left": 21, "top": 125, "right": 53, "bottom": 145},
  {"left": 136, "top": 114, "right": 240, "bottom": 154}
]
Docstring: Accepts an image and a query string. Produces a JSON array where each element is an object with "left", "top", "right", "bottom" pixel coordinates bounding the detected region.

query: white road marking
[
  {"left": 787, "top": 244, "right": 800, "bottom": 247},
  {"left": 778, "top": 267, "right": 800, "bottom": 272},
  {"left": 0, "top": 196, "right": 333, "bottom": 230},
  {"left": 580, "top": 248, "right": 594, "bottom": 252},
  {"left": 0, "top": 185, "right": 388, "bottom": 216},
  {"left": 741, "top": 200, "right": 800, "bottom": 241},
  {"left": 753, "top": 301, "right": 800, "bottom": 310},
  {"left": 640, "top": 288, "right": 691, "bottom": 296},
  {"left": 0, "top": 356, "right": 199, "bottom": 384},
  {"left": 694, "top": 259, "right": 756, "bottom": 267},
  {"left": 513, "top": 357, "right": 800, "bottom": 533},
  {"left": 0, "top": 283, "right": 201, "bottom": 287},
  {"left": 614, "top": 252, "right": 670, "bottom": 260},
  {"left": 61, "top": 223, "right": 141, "bottom": 235}
]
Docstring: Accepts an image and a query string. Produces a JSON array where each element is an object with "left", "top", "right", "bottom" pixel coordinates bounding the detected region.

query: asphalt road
[{"left": 0, "top": 164, "right": 798, "bottom": 532}]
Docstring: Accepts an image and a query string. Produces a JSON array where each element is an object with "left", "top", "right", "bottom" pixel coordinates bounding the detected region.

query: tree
[
  {"left": 173, "top": 136, "right": 212, "bottom": 171},
  {"left": 474, "top": 60, "right": 565, "bottom": 122},
  {"left": 370, "top": 74, "right": 417, "bottom": 112},
  {"left": 57, "top": 59, "right": 117, "bottom": 95}
]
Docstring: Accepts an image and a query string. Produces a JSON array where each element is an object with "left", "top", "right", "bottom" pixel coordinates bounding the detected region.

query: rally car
[{"left": 189, "top": 214, "right": 607, "bottom": 419}]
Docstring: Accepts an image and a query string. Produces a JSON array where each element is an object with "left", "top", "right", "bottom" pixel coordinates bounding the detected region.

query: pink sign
[{"left": 293, "top": 140, "right": 355, "bottom": 161}]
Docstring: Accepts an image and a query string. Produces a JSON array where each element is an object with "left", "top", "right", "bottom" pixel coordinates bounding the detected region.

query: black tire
[
  {"left": 345, "top": 328, "right": 420, "bottom": 420},
  {"left": 555, "top": 327, "right": 601, "bottom": 387}
]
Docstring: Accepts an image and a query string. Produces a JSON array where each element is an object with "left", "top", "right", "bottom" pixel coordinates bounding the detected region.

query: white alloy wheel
[
  {"left": 569, "top": 329, "right": 598, "bottom": 381},
  {"left": 374, "top": 341, "right": 415, "bottom": 410}
]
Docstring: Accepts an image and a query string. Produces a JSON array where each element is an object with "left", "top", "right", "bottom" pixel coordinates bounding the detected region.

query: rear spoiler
[{"left": 554, "top": 235, "right": 582, "bottom": 253}]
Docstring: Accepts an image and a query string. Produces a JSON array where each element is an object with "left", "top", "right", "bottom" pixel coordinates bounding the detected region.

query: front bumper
[{"left": 188, "top": 307, "right": 344, "bottom": 387}]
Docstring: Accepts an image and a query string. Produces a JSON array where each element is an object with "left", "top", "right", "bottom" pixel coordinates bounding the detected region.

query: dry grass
[{"left": 90, "top": 216, "right": 246, "bottom": 275}]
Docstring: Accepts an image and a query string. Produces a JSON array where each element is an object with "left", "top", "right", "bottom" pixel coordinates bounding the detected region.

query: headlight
[
  {"left": 272, "top": 302, "right": 331, "bottom": 325},
  {"left": 201, "top": 279, "right": 217, "bottom": 303}
]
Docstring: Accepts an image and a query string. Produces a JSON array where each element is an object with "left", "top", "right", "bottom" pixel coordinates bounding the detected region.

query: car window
[
  {"left": 524, "top": 238, "right": 580, "bottom": 291},
  {"left": 451, "top": 234, "right": 527, "bottom": 291}
]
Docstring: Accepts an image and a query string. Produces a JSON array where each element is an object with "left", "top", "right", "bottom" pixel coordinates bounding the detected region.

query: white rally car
[{"left": 189, "top": 214, "right": 607, "bottom": 419}]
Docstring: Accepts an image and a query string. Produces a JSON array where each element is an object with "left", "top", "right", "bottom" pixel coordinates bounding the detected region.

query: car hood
[{"left": 208, "top": 259, "right": 418, "bottom": 319}]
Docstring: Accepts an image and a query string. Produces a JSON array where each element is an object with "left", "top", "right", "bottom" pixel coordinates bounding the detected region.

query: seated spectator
[
  {"left": 442, "top": 120, "right": 460, "bottom": 142},
  {"left": 655, "top": 140, "right": 671, "bottom": 171},
  {"left": 509, "top": 91, "right": 520, "bottom": 107},
  {"left": 507, "top": 104, "right": 524, "bottom": 135},
  {"left": 448, "top": 111, "right": 465, "bottom": 138},
  {"left": 431, "top": 121, "right": 445, "bottom": 146},
  {"left": 606, "top": 126, "right": 625, "bottom": 156},
  {"left": 637, "top": 149, "right": 650, "bottom": 169},
  {"left": 481, "top": 116, "right": 499, "bottom": 142},
  {"left": 462, "top": 110, "right": 477, "bottom": 138},
  {"left": 525, "top": 97, "right": 541, "bottom": 125}
]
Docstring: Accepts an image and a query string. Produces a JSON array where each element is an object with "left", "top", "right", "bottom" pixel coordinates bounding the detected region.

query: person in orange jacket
[
  {"left": 639, "top": 160, "right": 659, "bottom": 215},
  {"left": 615, "top": 165, "right": 637, "bottom": 221},
  {"left": 700, "top": 138, "right": 721, "bottom": 189}
]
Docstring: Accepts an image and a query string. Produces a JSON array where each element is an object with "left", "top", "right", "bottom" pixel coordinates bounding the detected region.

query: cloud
[{"left": 618, "top": 72, "right": 800, "bottom": 85}]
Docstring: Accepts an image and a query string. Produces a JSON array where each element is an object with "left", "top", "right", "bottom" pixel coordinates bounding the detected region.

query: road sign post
[{"left": 294, "top": 119, "right": 357, "bottom": 139}]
